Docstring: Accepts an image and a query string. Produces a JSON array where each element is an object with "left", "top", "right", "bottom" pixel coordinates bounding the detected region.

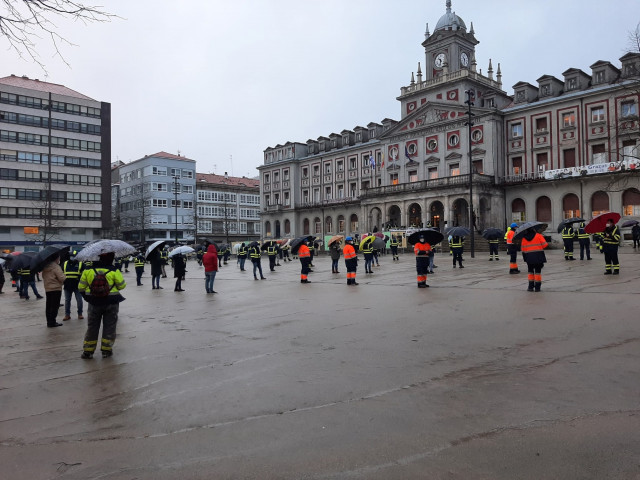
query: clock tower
[{"left": 423, "top": 0, "right": 478, "bottom": 80}]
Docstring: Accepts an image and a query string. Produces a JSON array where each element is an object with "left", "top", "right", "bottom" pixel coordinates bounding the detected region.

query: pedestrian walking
[
  {"left": 134, "top": 252, "right": 145, "bottom": 286},
  {"left": 249, "top": 243, "right": 266, "bottom": 280},
  {"left": 602, "top": 219, "right": 621, "bottom": 274},
  {"left": 20, "top": 265, "right": 43, "bottom": 300},
  {"left": 202, "top": 244, "right": 219, "bottom": 293},
  {"left": 577, "top": 222, "right": 592, "bottom": 260},
  {"left": 632, "top": 224, "right": 640, "bottom": 249},
  {"left": 298, "top": 240, "right": 312, "bottom": 283},
  {"left": 505, "top": 223, "right": 520, "bottom": 274},
  {"left": 343, "top": 237, "right": 358, "bottom": 285},
  {"left": 42, "top": 256, "right": 66, "bottom": 327},
  {"left": 390, "top": 235, "right": 400, "bottom": 261},
  {"left": 172, "top": 254, "right": 186, "bottom": 292},
  {"left": 330, "top": 241, "right": 341, "bottom": 273},
  {"left": 414, "top": 234, "right": 431, "bottom": 288},
  {"left": 62, "top": 254, "right": 84, "bottom": 321},
  {"left": 521, "top": 229, "right": 548, "bottom": 292},
  {"left": 78, "top": 252, "right": 126, "bottom": 359},
  {"left": 450, "top": 236, "right": 464, "bottom": 268},
  {"left": 561, "top": 224, "right": 576, "bottom": 260},
  {"left": 237, "top": 243, "right": 247, "bottom": 271}
]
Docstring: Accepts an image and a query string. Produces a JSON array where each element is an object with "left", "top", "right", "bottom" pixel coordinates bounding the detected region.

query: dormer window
[
  {"left": 594, "top": 71, "right": 605, "bottom": 84},
  {"left": 331, "top": 140, "right": 336, "bottom": 148},
  {"left": 370, "top": 129, "right": 376, "bottom": 138},
  {"left": 567, "top": 78, "right": 577, "bottom": 90},
  {"left": 516, "top": 91, "right": 525, "bottom": 102},
  {"left": 320, "top": 142, "right": 325, "bottom": 151},
  {"left": 541, "top": 85, "right": 550, "bottom": 96},
  {"left": 343, "top": 135, "right": 349, "bottom": 145},
  {"left": 356, "top": 133, "right": 361, "bottom": 141},
  {"left": 624, "top": 64, "right": 637, "bottom": 76}
]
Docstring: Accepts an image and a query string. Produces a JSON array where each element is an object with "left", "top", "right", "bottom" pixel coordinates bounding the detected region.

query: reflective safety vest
[
  {"left": 343, "top": 244, "right": 357, "bottom": 260},
  {"left": 488, "top": 239, "right": 499, "bottom": 244},
  {"left": 505, "top": 229, "right": 515, "bottom": 244},
  {"left": 267, "top": 245, "right": 277, "bottom": 256},
  {"left": 63, "top": 260, "right": 83, "bottom": 279},
  {"left": 602, "top": 226, "right": 621, "bottom": 245},
  {"left": 249, "top": 247, "right": 261, "bottom": 259},
  {"left": 238, "top": 247, "right": 247, "bottom": 257},
  {"left": 449, "top": 237, "right": 464, "bottom": 248},
  {"left": 298, "top": 244, "right": 310, "bottom": 258},
  {"left": 390, "top": 237, "right": 399, "bottom": 247},
  {"left": 521, "top": 233, "right": 548, "bottom": 253},
  {"left": 161, "top": 250, "right": 168, "bottom": 261},
  {"left": 414, "top": 242, "right": 431, "bottom": 256},
  {"left": 577, "top": 225, "right": 590, "bottom": 239},
  {"left": 134, "top": 257, "right": 145, "bottom": 267},
  {"left": 561, "top": 227, "right": 575, "bottom": 239},
  {"left": 362, "top": 243, "right": 373, "bottom": 254}
]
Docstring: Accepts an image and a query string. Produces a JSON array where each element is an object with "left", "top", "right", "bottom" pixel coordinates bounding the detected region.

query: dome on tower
[{"left": 434, "top": 0, "right": 467, "bottom": 32}]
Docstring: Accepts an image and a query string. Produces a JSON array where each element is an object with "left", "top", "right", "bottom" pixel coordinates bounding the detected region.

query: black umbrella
[
  {"left": 260, "top": 241, "right": 275, "bottom": 251},
  {"left": 621, "top": 219, "right": 639, "bottom": 228},
  {"left": 248, "top": 241, "right": 260, "bottom": 249},
  {"left": 30, "top": 244, "right": 70, "bottom": 273},
  {"left": 513, "top": 221, "right": 548, "bottom": 241},
  {"left": 9, "top": 251, "right": 36, "bottom": 272},
  {"left": 482, "top": 228, "right": 503, "bottom": 240},
  {"left": 556, "top": 217, "right": 584, "bottom": 233},
  {"left": 289, "top": 235, "right": 314, "bottom": 254},
  {"left": 446, "top": 226, "right": 472, "bottom": 237},
  {"left": 407, "top": 229, "right": 444, "bottom": 245}
]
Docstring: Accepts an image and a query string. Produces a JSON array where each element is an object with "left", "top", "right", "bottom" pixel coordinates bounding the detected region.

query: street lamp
[
  {"left": 465, "top": 89, "right": 475, "bottom": 258},
  {"left": 173, "top": 176, "right": 180, "bottom": 244}
]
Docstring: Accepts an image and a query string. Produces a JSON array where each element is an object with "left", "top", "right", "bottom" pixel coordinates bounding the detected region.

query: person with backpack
[{"left": 78, "top": 252, "right": 126, "bottom": 359}]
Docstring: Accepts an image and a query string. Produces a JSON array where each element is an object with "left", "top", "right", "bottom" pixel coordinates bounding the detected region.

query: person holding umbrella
[
  {"left": 266, "top": 241, "right": 278, "bottom": 272},
  {"left": 414, "top": 234, "right": 431, "bottom": 288},
  {"left": 505, "top": 223, "right": 520, "bottom": 274},
  {"left": 450, "top": 236, "right": 464, "bottom": 268},
  {"left": 172, "top": 253, "right": 186, "bottom": 292},
  {"left": 602, "top": 219, "right": 621, "bottom": 274},
  {"left": 518, "top": 224, "right": 548, "bottom": 292},
  {"left": 42, "top": 255, "right": 66, "bottom": 327},
  {"left": 343, "top": 237, "right": 358, "bottom": 286}
]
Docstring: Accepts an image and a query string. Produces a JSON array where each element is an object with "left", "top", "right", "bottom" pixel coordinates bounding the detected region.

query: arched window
[
  {"left": 265, "top": 221, "right": 272, "bottom": 236},
  {"left": 622, "top": 188, "right": 640, "bottom": 216},
  {"left": 562, "top": 193, "right": 580, "bottom": 219},
  {"left": 314, "top": 217, "right": 321, "bottom": 234},
  {"left": 303, "top": 218, "right": 310, "bottom": 235},
  {"left": 535, "top": 196, "right": 552, "bottom": 222},
  {"left": 325, "top": 216, "right": 333, "bottom": 233},
  {"left": 511, "top": 198, "right": 526, "bottom": 222},
  {"left": 337, "top": 215, "right": 345, "bottom": 233},
  {"left": 350, "top": 214, "right": 359, "bottom": 233},
  {"left": 591, "top": 191, "right": 610, "bottom": 216},
  {"left": 284, "top": 219, "right": 291, "bottom": 235}
]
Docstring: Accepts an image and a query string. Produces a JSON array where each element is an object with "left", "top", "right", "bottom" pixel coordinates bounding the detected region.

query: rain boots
[{"left": 527, "top": 281, "right": 535, "bottom": 292}]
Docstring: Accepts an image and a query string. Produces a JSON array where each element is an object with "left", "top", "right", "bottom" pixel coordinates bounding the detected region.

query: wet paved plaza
[{"left": 1, "top": 247, "right": 639, "bottom": 479}]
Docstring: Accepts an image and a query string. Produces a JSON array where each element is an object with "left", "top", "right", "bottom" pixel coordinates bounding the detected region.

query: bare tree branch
[{"left": 0, "top": 0, "right": 116, "bottom": 73}]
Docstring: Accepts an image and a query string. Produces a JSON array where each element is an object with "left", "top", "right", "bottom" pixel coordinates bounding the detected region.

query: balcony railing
[{"left": 359, "top": 174, "right": 494, "bottom": 198}]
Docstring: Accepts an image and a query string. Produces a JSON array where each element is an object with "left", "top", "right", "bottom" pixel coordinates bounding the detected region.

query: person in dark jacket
[
  {"left": 172, "top": 254, "right": 186, "bottom": 291},
  {"left": 450, "top": 236, "right": 464, "bottom": 268},
  {"left": 148, "top": 250, "right": 164, "bottom": 289},
  {"left": 632, "top": 224, "right": 640, "bottom": 249},
  {"left": 237, "top": 243, "right": 247, "bottom": 271},
  {"left": 0, "top": 262, "right": 5, "bottom": 294},
  {"left": 577, "top": 222, "right": 591, "bottom": 260},
  {"left": 521, "top": 229, "right": 548, "bottom": 292},
  {"left": 602, "top": 219, "right": 621, "bottom": 274},
  {"left": 414, "top": 235, "right": 431, "bottom": 288},
  {"left": 202, "top": 244, "right": 219, "bottom": 293},
  {"left": 134, "top": 252, "right": 145, "bottom": 286},
  {"left": 329, "top": 241, "right": 341, "bottom": 273},
  {"left": 249, "top": 243, "right": 266, "bottom": 280}
]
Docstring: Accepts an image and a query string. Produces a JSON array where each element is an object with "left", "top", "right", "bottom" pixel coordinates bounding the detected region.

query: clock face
[
  {"left": 460, "top": 52, "right": 469, "bottom": 67},
  {"left": 434, "top": 53, "right": 446, "bottom": 68}
]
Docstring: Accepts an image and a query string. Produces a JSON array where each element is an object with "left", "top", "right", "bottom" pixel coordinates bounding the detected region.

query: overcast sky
[{"left": 2, "top": 0, "right": 638, "bottom": 178}]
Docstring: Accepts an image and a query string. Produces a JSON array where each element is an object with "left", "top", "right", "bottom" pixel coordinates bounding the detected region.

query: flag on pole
[
  {"left": 405, "top": 145, "right": 411, "bottom": 162},
  {"left": 381, "top": 153, "right": 385, "bottom": 168},
  {"left": 369, "top": 155, "right": 375, "bottom": 168}
]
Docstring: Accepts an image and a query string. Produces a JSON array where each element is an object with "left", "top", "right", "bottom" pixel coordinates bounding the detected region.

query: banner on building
[{"left": 544, "top": 158, "right": 640, "bottom": 180}]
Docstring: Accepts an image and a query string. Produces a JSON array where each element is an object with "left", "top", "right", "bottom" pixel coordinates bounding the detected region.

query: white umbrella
[
  {"left": 145, "top": 240, "right": 167, "bottom": 259},
  {"left": 168, "top": 245, "right": 195, "bottom": 258},
  {"left": 74, "top": 240, "right": 136, "bottom": 262}
]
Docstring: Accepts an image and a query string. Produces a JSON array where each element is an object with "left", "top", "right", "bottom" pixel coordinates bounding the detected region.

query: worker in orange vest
[
  {"left": 505, "top": 222, "right": 520, "bottom": 274},
  {"left": 414, "top": 235, "right": 431, "bottom": 288},
  {"left": 343, "top": 237, "right": 358, "bottom": 285},
  {"left": 520, "top": 228, "right": 548, "bottom": 292},
  {"left": 298, "top": 240, "right": 311, "bottom": 284}
]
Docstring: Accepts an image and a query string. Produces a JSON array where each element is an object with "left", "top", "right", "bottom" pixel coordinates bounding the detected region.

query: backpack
[{"left": 89, "top": 269, "right": 112, "bottom": 297}]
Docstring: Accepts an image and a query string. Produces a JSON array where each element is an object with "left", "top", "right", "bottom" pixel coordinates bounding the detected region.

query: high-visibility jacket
[
  {"left": 488, "top": 239, "right": 499, "bottom": 244},
  {"left": 521, "top": 233, "right": 548, "bottom": 264},
  {"left": 249, "top": 246, "right": 261, "bottom": 259},
  {"left": 362, "top": 243, "right": 373, "bottom": 254},
  {"left": 414, "top": 242, "right": 431, "bottom": 256},
  {"left": 343, "top": 244, "right": 357, "bottom": 260},
  {"left": 390, "top": 237, "right": 399, "bottom": 247},
  {"left": 78, "top": 266, "right": 126, "bottom": 305},
  {"left": 602, "top": 226, "right": 620, "bottom": 245},
  {"left": 238, "top": 246, "right": 248, "bottom": 258},
  {"left": 577, "top": 225, "right": 590, "bottom": 239},
  {"left": 449, "top": 237, "right": 464, "bottom": 248},
  {"left": 561, "top": 226, "right": 575, "bottom": 239},
  {"left": 505, "top": 228, "right": 515, "bottom": 244},
  {"left": 134, "top": 256, "right": 145, "bottom": 267},
  {"left": 63, "top": 260, "right": 83, "bottom": 289},
  {"left": 267, "top": 244, "right": 277, "bottom": 256},
  {"left": 298, "top": 244, "right": 310, "bottom": 258}
]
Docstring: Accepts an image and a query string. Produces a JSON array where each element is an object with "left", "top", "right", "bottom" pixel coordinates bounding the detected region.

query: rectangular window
[
  {"left": 349, "top": 157, "right": 357, "bottom": 170},
  {"left": 536, "top": 153, "right": 549, "bottom": 171},
  {"left": 512, "top": 156, "right": 523, "bottom": 174},
  {"left": 314, "top": 218, "right": 321, "bottom": 234},
  {"left": 302, "top": 167, "right": 308, "bottom": 178},
  {"left": 449, "top": 163, "right": 460, "bottom": 176},
  {"left": 511, "top": 123, "right": 523, "bottom": 138},
  {"left": 408, "top": 170, "right": 418, "bottom": 182},
  {"left": 152, "top": 166, "right": 167, "bottom": 176},
  {"left": 564, "top": 149, "right": 576, "bottom": 168},
  {"left": 152, "top": 183, "right": 168, "bottom": 192},
  {"left": 472, "top": 160, "right": 483, "bottom": 174},
  {"left": 535, "top": 117, "right": 548, "bottom": 132},
  {"left": 324, "top": 163, "right": 331, "bottom": 174},
  {"left": 284, "top": 192, "right": 290, "bottom": 206},
  {"left": 336, "top": 160, "right": 344, "bottom": 172},
  {"left": 621, "top": 101, "right": 637, "bottom": 117},
  {"left": 592, "top": 144, "right": 606, "bottom": 164},
  {"left": 563, "top": 112, "right": 576, "bottom": 127},
  {"left": 171, "top": 200, "right": 181, "bottom": 208},
  {"left": 325, "top": 186, "right": 331, "bottom": 200},
  {"left": 591, "top": 106, "right": 605, "bottom": 123},
  {"left": 313, "top": 165, "right": 320, "bottom": 176},
  {"left": 283, "top": 169, "right": 289, "bottom": 180},
  {"left": 170, "top": 168, "right": 181, "bottom": 178},
  {"left": 428, "top": 167, "right": 438, "bottom": 179},
  {"left": 350, "top": 183, "right": 357, "bottom": 197},
  {"left": 153, "top": 199, "right": 168, "bottom": 208},
  {"left": 337, "top": 185, "right": 344, "bottom": 198},
  {"left": 182, "top": 185, "right": 193, "bottom": 194},
  {"left": 390, "top": 173, "right": 399, "bottom": 185}
]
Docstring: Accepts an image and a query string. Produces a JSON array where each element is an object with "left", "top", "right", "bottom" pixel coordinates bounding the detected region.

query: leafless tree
[
  {"left": 26, "top": 180, "right": 64, "bottom": 244},
  {"left": 0, "top": 0, "right": 115, "bottom": 71},
  {"left": 120, "top": 184, "right": 152, "bottom": 244}
]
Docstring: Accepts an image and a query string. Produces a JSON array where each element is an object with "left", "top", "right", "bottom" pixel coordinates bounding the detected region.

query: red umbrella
[
  {"left": 584, "top": 212, "right": 622, "bottom": 234},
  {"left": 373, "top": 232, "right": 385, "bottom": 239}
]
